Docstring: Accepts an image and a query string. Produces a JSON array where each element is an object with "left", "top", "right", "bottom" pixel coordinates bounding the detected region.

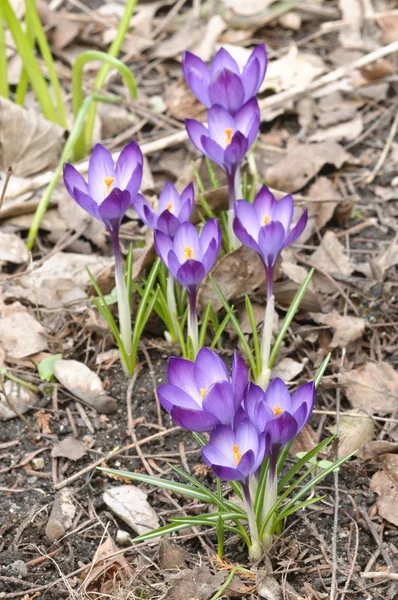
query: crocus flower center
[
  {"left": 184, "top": 247, "right": 194, "bottom": 260},
  {"left": 225, "top": 128, "right": 233, "bottom": 147},
  {"left": 166, "top": 202, "right": 173, "bottom": 212},
  {"left": 233, "top": 444, "right": 242, "bottom": 466},
  {"left": 263, "top": 215, "right": 270, "bottom": 225},
  {"left": 273, "top": 406, "right": 282, "bottom": 416},
  {"left": 200, "top": 387, "right": 207, "bottom": 399},
  {"left": 104, "top": 177, "right": 114, "bottom": 197}
]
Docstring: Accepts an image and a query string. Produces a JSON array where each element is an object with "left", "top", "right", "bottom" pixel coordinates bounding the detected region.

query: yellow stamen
[
  {"left": 273, "top": 406, "right": 282, "bottom": 416},
  {"left": 225, "top": 127, "right": 233, "bottom": 146},
  {"left": 104, "top": 176, "right": 114, "bottom": 197},
  {"left": 166, "top": 202, "right": 173, "bottom": 212},
  {"left": 200, "top": 388, "right": 207, "bottom": 399},
  {"left": 233, "top": 444, "right": 242, "bottom": 466},
  {"left": 263, "top": 215, "right": 270, "bottom": 225},
  {"left": 184, "top": 247, "right": 194, "bottom": 260}
]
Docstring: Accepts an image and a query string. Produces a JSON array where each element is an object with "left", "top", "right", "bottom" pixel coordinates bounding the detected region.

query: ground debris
[
  {"left": 45, "top": 487, "right": 76, "bottom": 542},
  {"left": 103, "top": 484, "right": 160, "bottom": 535}
]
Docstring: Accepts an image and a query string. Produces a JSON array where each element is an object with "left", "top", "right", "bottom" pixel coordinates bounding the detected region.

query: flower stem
[
  {"left": 110, "top": 230, "right": 132, "bottom": 374},
  {"left": 256, "top": 267, "right": 274, "bottom": 390},
  {"left": 261, "top": 458, "right": 278, "bottom": 549},
  {"left": 243, "top": 481, "right": 262, "bottom": 561},
  {"left": 226, "top": 169, "right": 240, "bottom": 252},
  {"left": 166, "top": 272, "right": 178, "bottom": 341},
  {"left": 188, "top": 292, "right": 199, "bottom": 357}
]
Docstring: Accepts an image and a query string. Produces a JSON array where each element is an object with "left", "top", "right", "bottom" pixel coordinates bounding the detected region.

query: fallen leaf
[
  {"left": 370, "top": 235, "right": 398, "bottom": 281},
  {"left": 309, "top": 115, "right": 363, "bottom": 143},
  {"left": 260, "top": 44, "right": 325, "bottom": 94},
  {"left": 265, "top": 142, "right": 356, "bottom": 193},
  {"left": 362, "top": 441, "right": 398, "bottom": 462},
  {"left": 190, "top": 15, "right": 226, "bottom": 61},
  {"left": 327, "top": 409, "right": 374, "bottom": 458},
  {"left": 0, "top": 380, "right": 38, "bottom": 421},
  {"left": 53, "top": 360, "right": 117, "bottom": 414},
  {"left": 159, "top": 538, "right": 188, "bottom": 570},
  {"left": 199, "top": 245, "right": 266, "bottom": 312},
  {"left": 310, "top": 310, "right": 365, "bottom": 348},
  {"left": 0, "top": 97, "right": 65, "bottom": 177},
  {"left": 223, "top": 0, "right": 275, "bottom": 17},
  {"left": 0, "top": 232, "right": 29, "bottom": 264},
  {"left": 35, "top": 409, "right": 52, "bottom": 434},
  {"left": 271, "top": 358, "right": 304, "bottom": 382},
  {"left": 289, "top": 424, "right": 317, "bottom": 456},
  {"left": 341, "top": 362, "right": 398, "bottom": 414},
  {"left": 81, "top": 536, "right": 134, "bottom": 595},
  {"left": 370, "top": 454, "right": 398, "bottom": 526},
  {"left": 338, "top": 0, "right": 363, "bottom": 49},
  {"left": 379, "top": 15, "right": 398, "bottom": 45},
  {"left": 168, "top": 566, "right": 226, "bottom": 600},
  {"left": 304, "top": 177, "right": 341, "bottom": 239},
  {"left": 52, "top": 437, "right": 88, "bottom": 461},
  {"left": 274, "top": 279, "right": 322, "bottom": 312},
  {"left": 103, "top": 485, "right": 159, "bottom": 535},
  {"left": 311, "top": 230, "right": 354, "bottom": 277},
  {"left": 0, "top": 310, "right": 48, "bottom": 359}
]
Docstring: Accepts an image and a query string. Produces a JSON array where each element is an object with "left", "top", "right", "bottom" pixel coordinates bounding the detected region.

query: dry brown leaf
[
  {"left": 311, "top": 230, "right": 354, "bottom": 277},
  {"left": 0, "top": 380, "right": 38, "bottom": 420},
  {"left": 103, "top": 485, "right": 159, "bottom": 535},
  {"left": 168, "top": 566, "right": 226, "bottom": 600},
  {"left": 191, "top": 15, "right": 226, "bottom": 61},
  {"left": 309, "top": 115, "right": 363, "bottom": 143},
  {"left": 0, "top": 231, "right": 29, "bottom": 264},
  {"left": 35, "top": 410, "right": 52, "bottom": 434},
  {"left": 271, "top": 358, "right": 304, "bottom": 382},
  {"left": 52, "top": 437, "right": 88, "bottom": 461},
  {"left": 378, "top": 15, "right": 398, "bottom": 46},
  {"left": 327, "top": 409, "right": 374, "bottom": 458},
  {"left": 81, "top": 536, "right": 134, "bottom": 595},
  {"left": 310, "top": 310, "right": 365, "bottom": 348},
  {"left": 274, "top": 279, "right": 322, "bottom": 312},
  {"left": 0, "top": 310, "right": 48, "bottom": 359},
  {"left": 370, "top": 454, "right": 398, "bottom": 526},
  {"left": 0, "top": 97, "right": 65, "bottom": 177},
  {"left": 304, "top": 177, "right": 341, "bottom": 239},
  {"left": 265, "top": 142, "right": 356, "bottom": 193},
  {"left": 199, "top": 245, "right": 266, "bottom": 312},
  {"left": 159, "top": 538, "right": 188, "bottom": 570},
  {"left": 341, "top": 362, "right": 398, "bottom": 414},
  {"left": 260, "top": 44, "right": 325, "bottom": 94},
  {"left": 289, "top": 424, "right": 317, "bottom": 456},
  {"left": 362, "top": 441, "right": 398, "bottom": 462},
  {"left": 53, "top": 360, "right": 117, "bottom": 414}
]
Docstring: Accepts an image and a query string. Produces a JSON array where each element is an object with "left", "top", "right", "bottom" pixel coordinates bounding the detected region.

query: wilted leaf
[
  {"left": 311, "top": 231, "right": 354, "bottom": 277},
  {"left": 370, "top": 454, "right": 398, "bottom": 526},
  {"left": 81, "top": 536, "right": 134, "bottom": 595},
  {"left": 159, "top": 538, "right": 188, "bottom": 570},
  {"left": 0, "top": 97, "right": 65, "bottom": 177},
  {"left": 103, "top": 485, "right": 159, "bottom": 535},
  {"left": 0, "top": 232, "right": 29, "bottom": 264},
  {"left": 310, "top": 310, "right": 365, "bottom": 348},
  {"left": 260, "top": 44, "right": 325, "bottom": 95},
  {"left": 0, "top": 379, "right": 38, "bottom": 420},
  {"left": 362, "top": 441, "right": 398, "bottom": 462},
  {"left": 53, "top": 360, "right": 117, "bottom": 414},
  {"left": 341, "top": 362, "right": 398, "bottom": 414},
  {"left": 52, "top": 437, "right": 88, "bottom": 461},
  {"left": 327, "top": 409, "right": 374, "bottom": 458},
  {"left": 168, "top": 566, "right": 226, "bottom": 600},
  {"left": 265, "top": 142, "right": 356, "bottom": 193},
  {"left": 0, "top": 310, "right": 48, "bottom": 359},
  {"left": 271, "top": 358, "right": 304, "bottom": 382}
]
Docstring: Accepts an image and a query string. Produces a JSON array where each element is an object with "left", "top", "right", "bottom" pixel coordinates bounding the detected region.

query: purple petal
[
  {"left": 125, "top": 163, "right": 143, "bottom": 202},
  {"left": 167, "top": 249, "right": 182, "bottom": 278},
  {"left": 176, "top": 260, "right": 206, "bottom": 292},
  {"left": 208, "top": 424, "right": 236, "bottom": 458},
  {"left": 236, "top": 419, "right": 259, "bottom": 456},
  {"left": 235, "top": 199, "right": 260, "bottom": 234},
  {"left": 236, "top": 449, "right": 255, "bottom": 479},
  {"left": 233, "top": 216, "right": 261, "bottom": 255},
  {"left": 185, "top": 119, "right": 208, "bottom": 155},
  {"left": 178, "top": 182, "right": 194, "bottom": 222},
  {"left": 207, "top": 105, "right": 236, "bottom": 149},
  {"left": 209, "top": 463, "right": 247, "bottom": 482},
  {"left": 257, "top": 221, "right": 286, "bottom": 268},
  {"left": 159, "top": 181, "right": 181, "bottom": 215},
  {"left": 242, "top": 44, "right": 267, "bottom": 101},
  {"left": 133, "top": 193, "right": 156, "bottom": 229},
  {"left": 154, "top": 230, "right": 173, "bottom": 268},
  {"left": 115, "top": 141, "right": 143, "bottom": 189},
  {"left": 167, "top": 356, "right": 198, "bottom": 400},
  {"left": 235, "top": 98, "right": 260, "bottom": 136},
  {"left": 253, "top": 186, "right": 276, "bottom": 225},
  {"left": 202, "top": 381, "right": 236, "bottom": 426},
  {"left": 173, "top": 222, "right": 201, "bottom": 263},
  {"left": 201, "top": 136, "right": 226, "bottom": 167},
  {"left": 156, "top": 211, "right": 180, "bottom": 237},
  {"left": 201, "top": 238, "right": 218, "bottom": 274},
  {"left": 73, "top": 187, "right": 100, "bottom": 220},
  {"left": 210, "top": 47, "right": 240, "bottom": 78},
  {"left": 282, "top": 209, "right": 308, "bottom": 249},
  {"left": 272, "top": 194, "right": 294, "bottom": 235},
  {"left": 87, "top": 144, "right": 115, "bottom": 203},
  {"left": 245, "top": 111, "right": 261, "bottom": 150},
  {"left": 266, "top": 412, "right": 298, "bottom": 453},
  {"left": 97, "top": 189, "right": 131, "bottom": 232},
  {"left": 182, "top": 51, "right": 211, "bottom": 107},
  {"left": 291, "top": 401, "right": 309, "bottom": 433},
  {"left": 224, "top": 131, "right": 248, "bottom": 168},
  {"left": 157, "top": 383, "right": 199, "bottom": 413},
  {"left": 172, "top": 406, "right": 219, "bottom": 432},
  {"left": 202, "top": 445, "right": 235, "bottom": 469},
  {"left": 291, "top": 381, "right": 315, "bottom": 427},
  {"left": 63, "top": 163, "right": 88, "bottom": 198},
  {"left": 232, "top": 351, "right": 249, "bottom": 407},
  {"left": 264, "top": 377, "right": 292, "bottom": 414},
  {"left": 194, "top": 347, "right": 229, "bottom": 392},
  {"left": 208, "top": 70, "right": 245, "bottom": 115}
]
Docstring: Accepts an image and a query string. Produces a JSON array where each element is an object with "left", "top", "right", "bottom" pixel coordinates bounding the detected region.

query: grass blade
[
  {"left": 0, "top": 2, "right": 9, "bottom": 98},
  {"left": 314, "top": 353, "right": 331, "bottom": 388},
  {"left": 245, "top": 295, "right": 261, "bottom": 376},
  {"left": 278, "top": 436, "right": 334, "bottom": 493}
]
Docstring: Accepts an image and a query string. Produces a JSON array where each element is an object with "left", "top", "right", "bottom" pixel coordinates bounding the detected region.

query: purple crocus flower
[
  {"left": 133, "top": 182, "right": 194, "bottom": 237},
  {"left": 185, "top": 99, "right": 260, "bottom": 183},
  {"left": 154, "top": 219, "right": 221, "bottom": 297},
  {"left": 202, "top": 419, "right": 269, "bottom": 483},
  {"left": 63, "top": 142, "right": 143, "bottom": 234},
  {"left": 157, "top": 348, "right": 249, "bottom": 432},
  {"left": 182, "top": 45, "right": 267, "bottom": 115},
  {"left": 234, "top": 186, "right": 308, "bottom": 296}
]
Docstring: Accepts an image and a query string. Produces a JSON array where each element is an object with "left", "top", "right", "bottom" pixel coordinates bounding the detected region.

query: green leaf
[
  {"left": 38, "top": 354, "right": 62, "bottom": 382},
  {"left": 245, "top": 295, "right": 261, "bottom": 376},
  {"left": 275, "top": 495, "right": 326, "bottom": 524},
  {"left": 268, "top": 268, "right": 314, "bottom": 369},
  {"left": 314, "top": 353, "right": 331, "bottom": 388},
  {"left": 133, "top": 521, "right": 194, "bottom": 543},
  {"left": 278, "top": 435, "right": 334, "bottom": 493},
  {"left": 210, "top": 305, "right": 234, "bottom": 349},
  {"left": 205, "top": 157, "right": 219, "bottom": 190}
]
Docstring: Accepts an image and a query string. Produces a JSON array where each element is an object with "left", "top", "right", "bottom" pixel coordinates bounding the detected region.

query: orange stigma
[
  {"left": 233, "top": 444, "right": 242, "bottom": 466},
  {"left": 104, "top": 176, "right": 114, "bottom": 197},
  {"left": 273, "top": 406, "right": 282, "bottom": 416},
  {"left": 200, "top": 388, "right": 207, "bottom": 399},
  {"left": 225, "top": 127, "right": 233, "bottom": 146},
  {"left": 263, "top": 215, "right": 270, "bottom": 225},
  {"left": 166, "top": 202, "right": 173, "bottom": 211},
  {"left": 184, "top": 247, "right": 194, "bottom": 260}
]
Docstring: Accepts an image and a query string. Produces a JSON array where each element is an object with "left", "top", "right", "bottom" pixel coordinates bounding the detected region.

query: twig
[
  {"left": 359, "top": 507, "right": 396, "bottom": 574},
  {"left": 361, "top": 570, "right": 398, "bottom": 580},
  {"left": 365, "top": 109, "right": 398, "bottom": 184},
  {"left": 0, "top": 167, "right": 12, "bottom": 211},
  {"left": 75, "top": 401, "right": 95, "bottom": 433}
]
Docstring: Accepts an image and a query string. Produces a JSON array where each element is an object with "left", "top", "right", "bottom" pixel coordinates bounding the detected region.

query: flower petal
[
  {"left": 176, "top": 260, "right": 205, "bottom": 293},
  {"left": 202, "top": 381, "right": 236, "bottom": 426},
  {"left": 185, "top": 119, "right": 208, "bottom": 154},
  {"left": 257, "top": 221, "right": 286, "bottom": 267},
  {"left": 194, "top": 347, "right": 229, "bottom": 392},
  {"left": 272, "top": 194, "right": 294, "bottom": 234},
  {"left": 173, "top": 221, "right": 201, "bottom": 263},
  {"left": 63, "top": 163, "right": 88, "bottom": 198},
  {"left": 157, "top": 383, "right": 199, "bottom": 413},
  {"left": 253, "top": 186, "right": 276, "bottom": 224},
  {"left": 158, "top": 181, "right": 181, "bottom": 214},
  {"left": 87, "top": 144, "right": 115, "bottom": 203},
  {"left": 207, "top": 104, "right": 236, "bottom": 148},
  {"left": 178, "top": 182, "right": 194, "bottom": 223},
  {"left": 242, "top": 44, "right": 267, "bottom": 100},
  {"left": 172, "top": 406, "right": 219, "bottom": 432},
  {"left": 156, "top": 211, "right": 180, "bottom": 237},
  {"left": 210, "top": 47, "right": 240, "bottom": 78},
  {"left": 201, "top": 136, "right": 226, "bottom": 167},
  {"left": 233, "top": 215, "right": 261, "bottom": 255},
  {"left": 154, "top": 230, "right": 173, "bottom": 269},
  {"left": 266, "top": 412, "right": 298, "bottom": 453},
  {"left": 208, "top": 70, "right": 245, "bottom": 115},
  {"left": 97, "top": 189, "right": 131, "bottom": 232},
  {"left": 235, "top": 98, "right": 260, "bottom": 136},
  {"left": 167, "top": 356, "right": 198, "bottom": 400},
  {"left": 264, "top": 377, "right": 292, "bottom": 413},
  {"left": 232, "top": 351, "right": 249, "bottom": 407},
  {"left": 224, "top": 131, "right": 248, "bottom": 168},
  {"left": 115, "top": 141, "right": 142, "bottom": 189},
  {"left": 133, "top": 193, "right": 156, "bottom": 229},
  {"left": 73, "top": 187, "right": 100, "bottom": 220},
  {"left": 182, "top": 51, "right": 211, "bottom": 107},
  {"left": 282, "top": 209, "right": 308, "bottom": 249}
]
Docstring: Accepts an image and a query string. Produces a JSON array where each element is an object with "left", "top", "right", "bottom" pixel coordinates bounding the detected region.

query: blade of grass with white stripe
[{"left": 0, "top": 3, "right": 9, "bottom": 98}]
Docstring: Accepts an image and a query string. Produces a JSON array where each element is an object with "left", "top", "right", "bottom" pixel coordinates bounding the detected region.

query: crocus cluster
[
  {"left": 183, "top": 45, "right": 267, "bottom": 248},
  {"left": 158, "top": 347, "right": 315, "bottom": 556}
]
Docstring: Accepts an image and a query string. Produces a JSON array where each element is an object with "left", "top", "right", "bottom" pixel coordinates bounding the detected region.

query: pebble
[
  {"left": 8, "top": 560, "right": 28, "bottom": 579},
  {"left": 31, "top": 457, "right": 44, "bottom": 470},
  {"left": 116, "top": 530, "right": 131, "bottom": 546},
  {"left": 45, "top": 487, "right": 76, "bottom": 542}
]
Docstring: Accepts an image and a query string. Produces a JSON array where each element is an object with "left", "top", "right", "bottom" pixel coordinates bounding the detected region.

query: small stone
[
  {"left": 45, "top": 487, "right": 76, "bottom": 542},
  {"left": 31, "top": 457, "right": 44, "bottom": 470},
  {"left": 0, "top": 380, "right": 38, "bottom": 421},
  {"left": 116, "top": 530, "right": 131, "bottom": 546},
  {"left": 8, "top": 560, "right": 28, "bottom": 579}
]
